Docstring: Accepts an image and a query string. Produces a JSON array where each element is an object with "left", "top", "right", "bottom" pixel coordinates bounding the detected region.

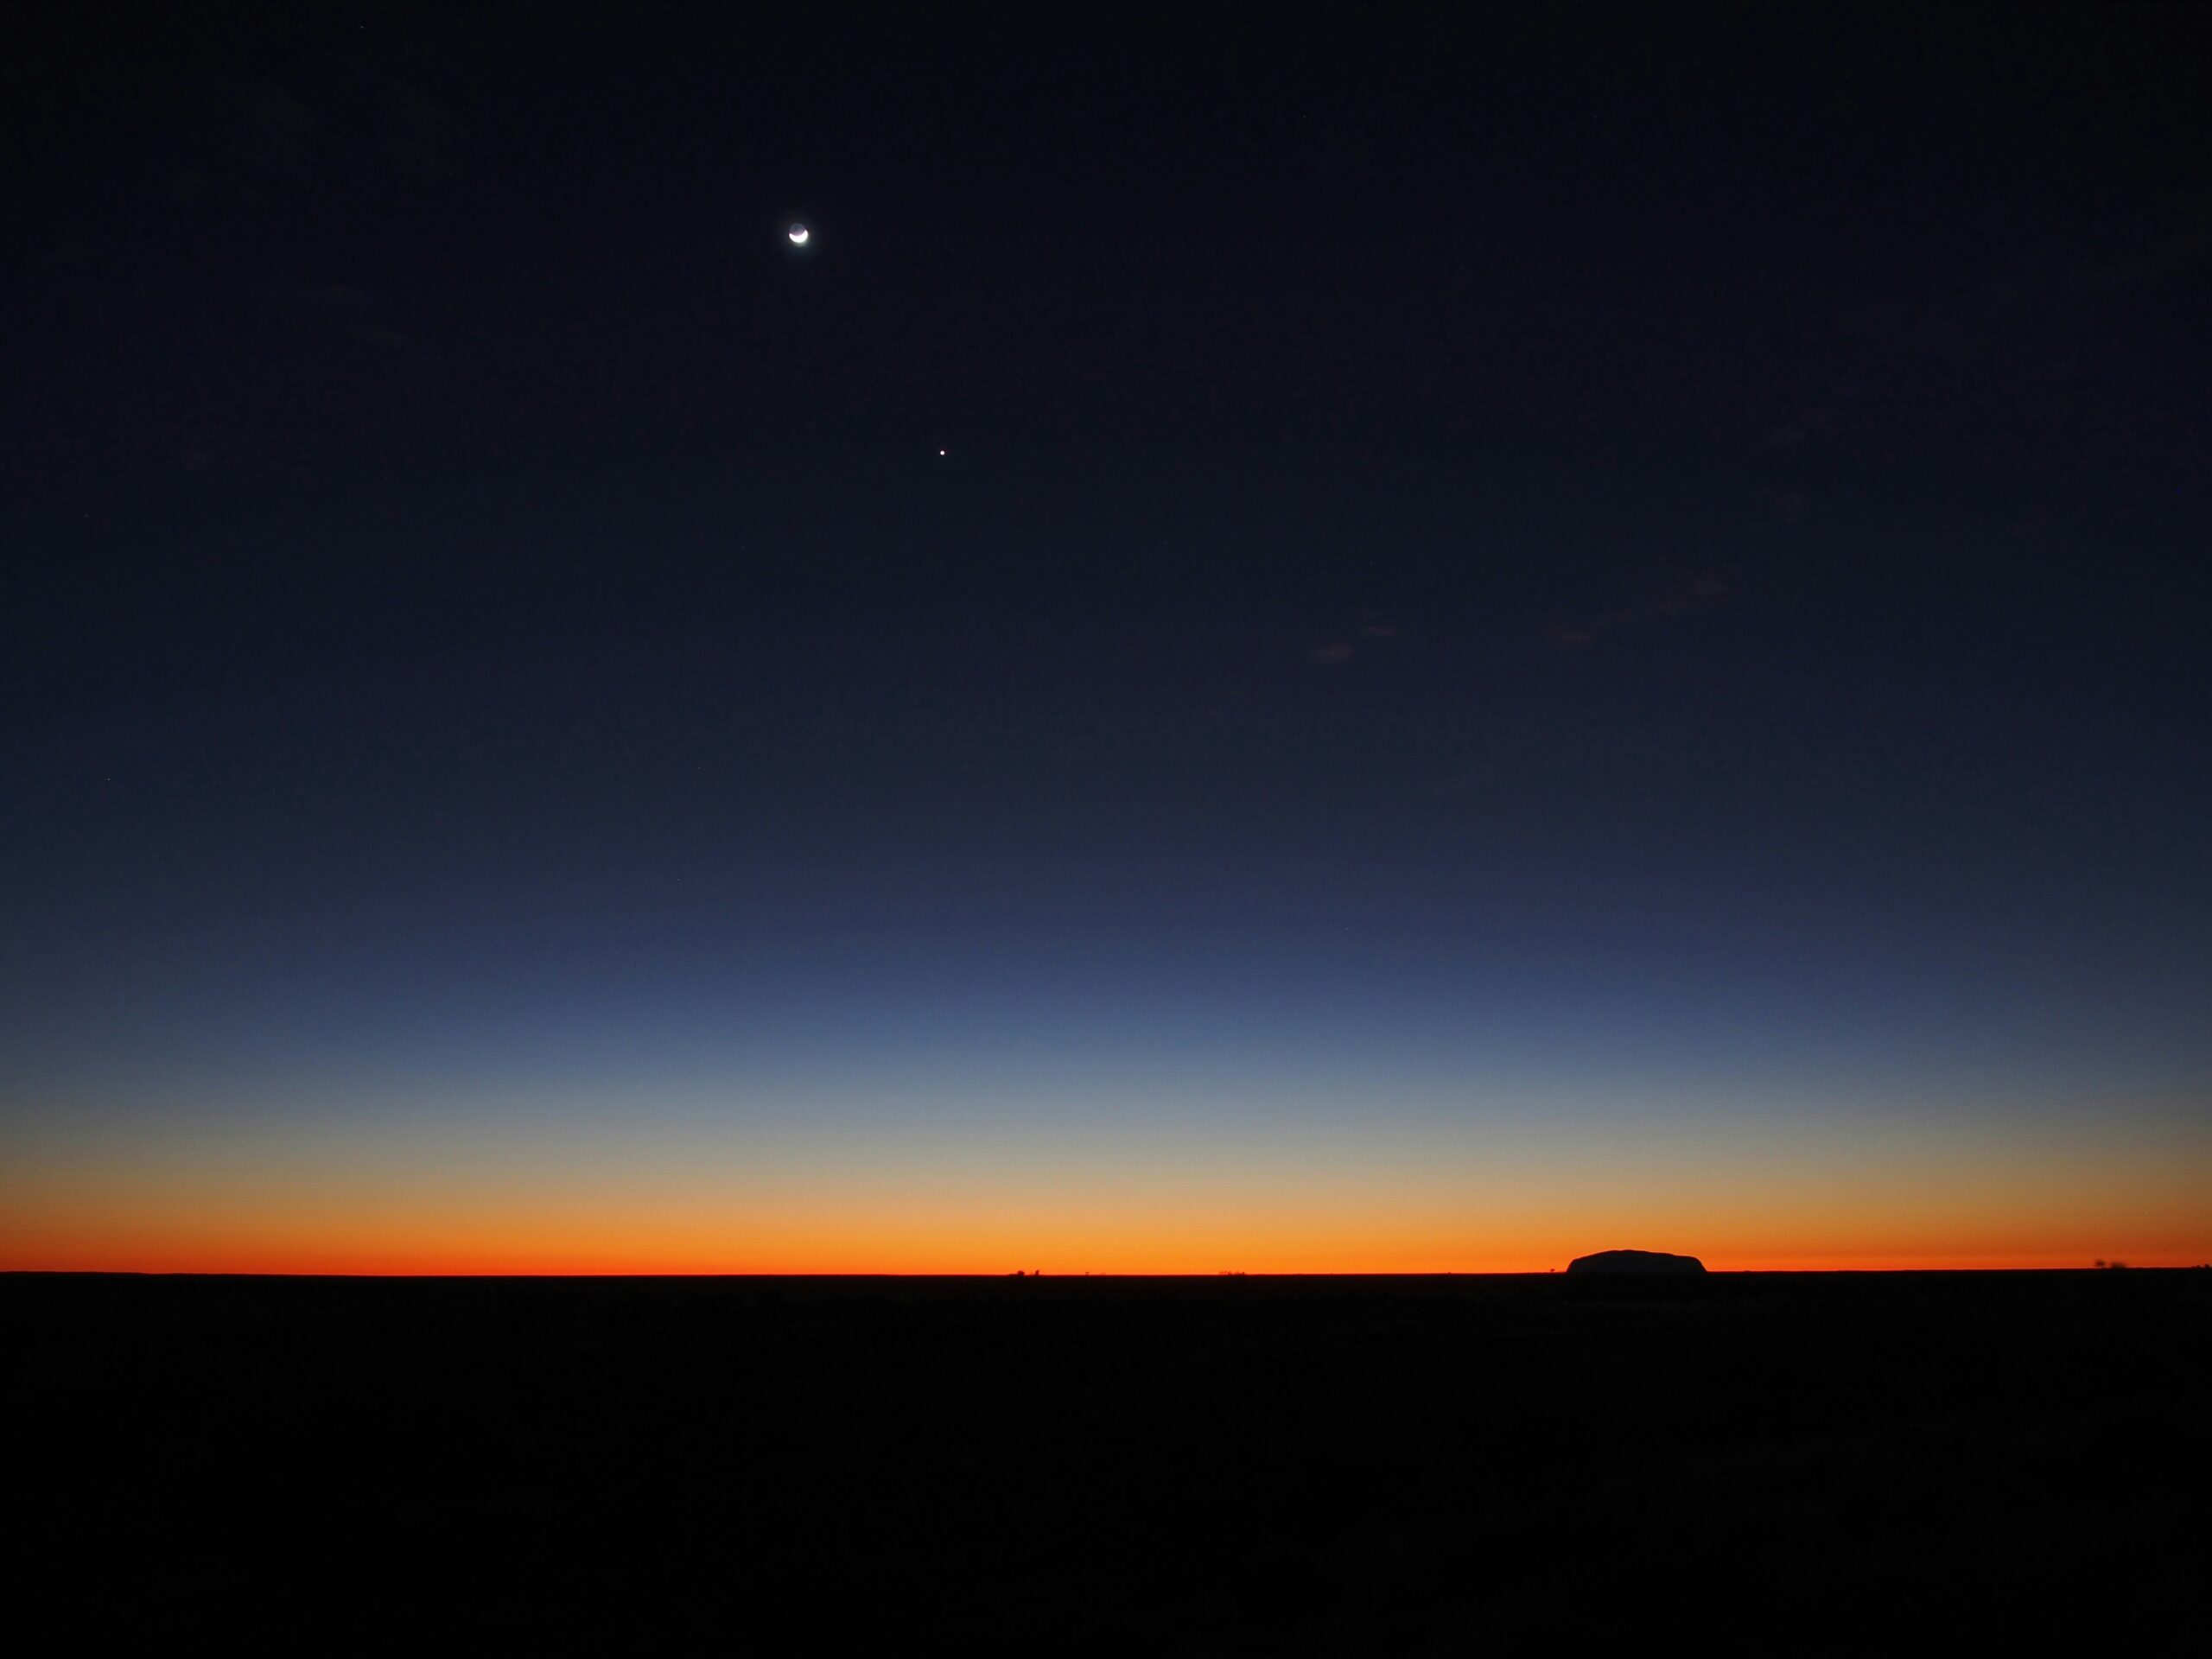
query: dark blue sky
[{"left": 4, "top": 3, "right": 2208, "bottom": 1268}]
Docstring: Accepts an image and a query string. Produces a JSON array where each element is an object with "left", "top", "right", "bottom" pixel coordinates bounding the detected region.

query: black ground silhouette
[{"left": 9, "top": 1270, "right": 2204, "bottom": 1651}]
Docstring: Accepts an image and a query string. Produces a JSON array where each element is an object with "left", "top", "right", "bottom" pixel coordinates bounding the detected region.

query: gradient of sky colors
[{"left": 5, "top": 4, "right": 2209, "bottom": 1271}]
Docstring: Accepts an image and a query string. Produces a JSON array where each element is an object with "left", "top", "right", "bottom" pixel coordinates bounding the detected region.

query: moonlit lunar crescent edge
[{"left": 788, "top": 224, "right": 810, "bottom": 245}]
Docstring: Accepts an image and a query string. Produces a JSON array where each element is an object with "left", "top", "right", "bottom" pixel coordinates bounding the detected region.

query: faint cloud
[
  {"left": 165, "top": 166, "right": 211, "bottom": 207},
  {"left": 267, "top": 280, "right": 383, "bottom": 315},
  {"left": 1757, "top": 408, "right": 1846, "bottom": 452},
  {"left": 1307, "top": 618, "right": 1397, "bottom": 664},
  {"left": 384, "top": 86, "right": 464, "bottom": 175},
  {"left": 233, "top": 82, "right": 317, "bottom": 181},
  {"left": 1551, "top": 565, "right": 1729, "bottom": 649}
]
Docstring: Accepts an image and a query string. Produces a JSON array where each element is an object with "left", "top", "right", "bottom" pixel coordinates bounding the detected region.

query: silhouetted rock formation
[{"left": 1567, "top": 1249, "right": 1706, "bottom": 1275}]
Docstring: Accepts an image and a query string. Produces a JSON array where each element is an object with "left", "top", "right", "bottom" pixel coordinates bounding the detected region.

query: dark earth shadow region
[{"left": 9, "top": 1270, "right": 2205, "bottom": 1653}]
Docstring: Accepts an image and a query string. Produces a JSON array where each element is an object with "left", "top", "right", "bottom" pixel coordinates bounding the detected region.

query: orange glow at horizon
[
  {"left": 10, "top": 1098, "right": 2208, "bottom": 1278},
  {"left": 8, "top": 1173, "right": 2207, "bottom": 1277}
]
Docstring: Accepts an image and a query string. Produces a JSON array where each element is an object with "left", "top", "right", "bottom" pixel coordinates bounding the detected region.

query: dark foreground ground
[{"left": 10, "top": 1270, "right": 2205, "bottom": 1652}]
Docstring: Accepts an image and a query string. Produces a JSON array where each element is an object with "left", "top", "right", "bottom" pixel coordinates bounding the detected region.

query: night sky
[{"left": 5, "top": 3, "right": 2208, "bottom": 1271}]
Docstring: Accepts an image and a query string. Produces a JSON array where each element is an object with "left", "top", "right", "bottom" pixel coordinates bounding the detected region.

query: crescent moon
[{"left": 788, "top": 224, "right": 810, "bottom": 246}]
